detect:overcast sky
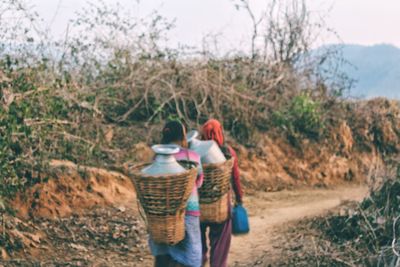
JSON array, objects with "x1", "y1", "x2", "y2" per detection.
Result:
[{"x1": 31, "y1": 0, "x2": 400, "y2": 50}]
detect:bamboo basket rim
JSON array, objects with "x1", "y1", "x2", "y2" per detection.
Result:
[
  {"x1": 202, "y1": 156, "x2": 234, "y2": 168},
  {"x1": 128, "y1": 161, "x2": 198, "y2": 178},
  {"x1": 128, "y1": 161, "x2": 198, "y2": 216}
]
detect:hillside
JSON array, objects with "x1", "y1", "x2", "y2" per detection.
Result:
[
  {"x1": 2, "y1": 97, "x2": 400, "y2": 266},
  {"x1": 0, "y1": 1, "x2": 399, "y2": 265},
  {"x1": 324, "y1": 44, "x2": 400, "y2": 99}
]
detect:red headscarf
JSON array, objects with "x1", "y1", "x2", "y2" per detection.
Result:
[{"x1": 201, "y1": 119, "x2": 224, "y2": 147}]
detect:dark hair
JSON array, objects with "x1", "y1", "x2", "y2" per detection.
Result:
[{"x1": 161, "y1": 120, "x2": 186, "y2": 144}]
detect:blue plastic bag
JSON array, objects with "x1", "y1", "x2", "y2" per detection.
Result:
[{"x1": 232, "y1": 204, "x2": 250, "y2": 235}]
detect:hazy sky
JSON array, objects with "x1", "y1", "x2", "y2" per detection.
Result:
[{"x1": 31, "y1": 0, "x2": 400, "y2": 49}]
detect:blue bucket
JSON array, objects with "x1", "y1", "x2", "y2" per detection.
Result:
[{"x1": 232, "y1": 204, "x2": 250, "y2": 235}]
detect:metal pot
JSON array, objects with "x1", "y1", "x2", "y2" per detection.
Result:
[
  {"x1": 187, "y1": 130, "x2": 226, "y2": 164},
  {"x1": 141, "y1": 144, "x2": 186, "y2": 175}
]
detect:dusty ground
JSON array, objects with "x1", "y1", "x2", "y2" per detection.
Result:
[
  {"x1": 1, "y1": 184, "x2": 368, "y2": 266},
  {"x1": 229, "y1": 185, "x2": 368, "y2": 267}
]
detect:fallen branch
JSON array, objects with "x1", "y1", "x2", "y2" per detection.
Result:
[
  {"x1": 357, "y1": 204, "x2": 379, "y2": 252},
  {"x1": 24, "y1": 118, "x2": 75, "y2": 126},
  {"x1": 392, "y1": 215, "x2": 400, "y2": 258}
]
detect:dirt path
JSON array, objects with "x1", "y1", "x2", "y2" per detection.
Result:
[
  {"x1": 124, "y1": 185, "x2": 369, "y2": 266},
  {"x1": 4, "y1": 185, "x2": 368, "y2": 266},
  {"x1": 228, "y1": 185, "x2": 368, "y2": 266}
]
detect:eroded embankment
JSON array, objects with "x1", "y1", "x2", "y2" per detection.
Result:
[
  {"x1": 12, "y1": 99, "x2": 400, "y2": 219},
  {"x1": 238, "y1": 98, "x2": 400, "y2": 192},
  {"x1": 12, "y1": 160, "x2": 137, "y2": 219}
]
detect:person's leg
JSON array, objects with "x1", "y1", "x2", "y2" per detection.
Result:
[
  {"x1": 208, "y1": 219, "x2": 232, "y2": 267},
  {"x1": 166, "y1": 215, "x2": 202, "y2": 267},
  {"x1": 154, "y1": 255, "x2": 172, "y2": 267},
  {"x1": 200, "y1": 223, "x2": 209, "y2": 266},
  {"x1": 169, "y1": 258, "x2": 189, "y2": 267}
]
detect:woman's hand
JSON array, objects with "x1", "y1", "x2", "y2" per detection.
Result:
[{"x1": 235, "y1": 198, "x2": 243, "y2": 206}]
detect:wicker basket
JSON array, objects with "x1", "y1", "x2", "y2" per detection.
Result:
[
  {"x1": 200, "y1": 193, "x2": 229, "y2": 223},
  {"x1": 129, "y1": 163, "x2": 197, "y2": 245},
  {"x1": 199, "y1": 158, "x2": 234, "y2": 223}
]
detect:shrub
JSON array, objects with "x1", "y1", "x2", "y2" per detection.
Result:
[
  {"x1": 319, "y1": 165, "x2": 400, "y2": 266},
  {"x1": 272, "y1": 92, "x2": 325, "y2": 140},
  {"x1": 0, "y1": 0, "x2": 348, "y2": 202}
]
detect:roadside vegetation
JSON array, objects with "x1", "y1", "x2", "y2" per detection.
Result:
[
  {"x1": 269, "y1": 163, "x2": 400, "y2": 267},
  {"x1": 0, "y1": 0, "x2": 399, "y2": 265},
  {"x1": 0, "y1": 0, "x2": 352, "y2": 201},
  {"x1": 320, "y1": 167, "x2": 400, "y2": 266}
]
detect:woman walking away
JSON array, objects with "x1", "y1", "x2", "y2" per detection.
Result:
[
  {"x1": 200, "y1": 119, "x2": 243, "y2": 267},
  {"x1": 149, "y1": 120, "x2": 204, "y2": 267}
]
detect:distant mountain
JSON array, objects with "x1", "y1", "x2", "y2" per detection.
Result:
[{"x1": 318, "y1": 44, "x2": 400, "y2": 99}]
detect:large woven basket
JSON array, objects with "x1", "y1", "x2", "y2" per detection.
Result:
[
  {"x1": 200, "y1": 193, "x2": 229, "y2": 223},
  {"x1": 129, "y1": 163, "x2": 197, "y2": 245},
  {"x1": 199, "y1": 158, "x2": 234, "y2": 223}
]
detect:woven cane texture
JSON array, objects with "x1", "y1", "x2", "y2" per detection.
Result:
[
  {"x1": 200, "y1": 193, "x2": 229, "y2": 223},
  {"x1": 198, "y1": 158, "x2": 233, "y2": 223},
  {"x1": 199, "y1": 157, "x2": 234, "y2": 204},
  {"x1": 129, "y1": 163, "x2": 197, "y2": 244},
  {"x1": 147, "y1": 212, "x2": 186, "y2": 245}
]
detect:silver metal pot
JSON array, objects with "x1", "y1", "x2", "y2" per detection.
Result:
[
  {"x1": 141, "y1": 144, "x2": 186, "y2": 175},
  {"x1": 187, "y1": 130, "x2": 226, "y2": 164}
]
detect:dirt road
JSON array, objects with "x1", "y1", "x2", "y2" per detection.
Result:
[
  {"x1": 228, "y1": 185, "x2": 368, "y2": 266},
  {"x1": 5, "y1": 185, "x2": 368, "y2": 266},
  {"x1": 139, "y1": 185, "x2": 369, "y2": 266}
]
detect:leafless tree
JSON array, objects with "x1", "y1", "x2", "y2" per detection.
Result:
[
  {"x1": 265, "y1": 0, "x2": 311, "y2": 63},
  {"x1": 233, "y1": 0, "x2": 317, "y2": 64},
  {"x1": 233, "y1": 0, "x2": 266, "y2": 60}
]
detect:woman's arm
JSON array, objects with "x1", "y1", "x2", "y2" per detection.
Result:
[
  {"x1": 196, "y1": 161, "x2": 204, "y2": 188},
  {"x1": 228, "y1": 146, "x2": 243, "y2": 203}
]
